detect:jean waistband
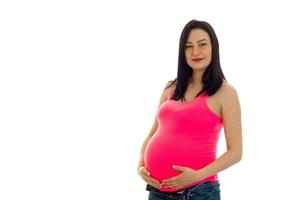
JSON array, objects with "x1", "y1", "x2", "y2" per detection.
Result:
[
  {"x1": 146, "y1": 184, "x2": 185, "y2": 194},
  {"x1": 146, "y1": 180, "x2": 220, "y2": 194}
]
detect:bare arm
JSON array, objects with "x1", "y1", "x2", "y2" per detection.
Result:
[{"x1": 195, "y1": 83, "x2": 243, "y2": 179}]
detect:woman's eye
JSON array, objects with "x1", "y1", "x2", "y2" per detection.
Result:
[
  {"x1": 199, "y1": 43, "x2": 207, "y2": 47},
  {"x1": 185, "y1": 45, "x2": 191, "y2": 49}
]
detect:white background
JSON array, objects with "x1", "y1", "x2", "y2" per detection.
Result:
[{"x1": 1, "y1": 0, "x2": 300, "y2": 199}]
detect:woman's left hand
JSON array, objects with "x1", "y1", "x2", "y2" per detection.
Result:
[{"x1": 160, "y1": 165, "x2": 203, "y2": 189}]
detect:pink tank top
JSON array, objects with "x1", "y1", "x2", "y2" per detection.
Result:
[{"x1": 144, "y1": 90, "x2": 223, "y2": 192}]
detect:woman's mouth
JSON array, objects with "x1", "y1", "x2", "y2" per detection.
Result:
[{"x1": 192, "y1": 58, "x2": 204, "y2": 63}]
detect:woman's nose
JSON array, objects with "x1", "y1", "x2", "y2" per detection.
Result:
[
  {"x1": 192, "y1": 46, "x2": 201, "y2": 54},
  {"x1": 192, "y1": 49, "x2": 201, "y2": 56}
]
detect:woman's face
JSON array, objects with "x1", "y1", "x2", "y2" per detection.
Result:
[{"x1": 184, "y1": 28, "x2": 212, "y2": 70}]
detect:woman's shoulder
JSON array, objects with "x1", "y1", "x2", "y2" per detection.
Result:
[
  {"x1": 218, "y1": 81, "x2": 238, "y2": 96},
  {"x1": 218, "y1": 81, "x2": 239, "y2": 107},
  {"x1": 165, "y1": 79, "x2": 177, "y2": 88},
  {"x1": 164, "y1": 80, "x2": 176, "y2": 97}
]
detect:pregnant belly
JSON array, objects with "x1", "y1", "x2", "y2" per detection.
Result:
[{"x1": 144, "y1": 134, "x2": 216, "y2": 183}]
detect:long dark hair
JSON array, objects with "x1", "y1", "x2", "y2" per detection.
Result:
[{"x1": 166, "y1": 19, "x2": 227, "y2": 102}]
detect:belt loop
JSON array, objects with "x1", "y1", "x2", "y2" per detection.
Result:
[
  {"x1": 181, "y1": 187, "x2": 192, "y2": 200},
  {"x1": 186, "y1": 189, "x2": 192, "y2": 200}
]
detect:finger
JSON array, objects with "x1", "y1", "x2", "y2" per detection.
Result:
[
  {"x1": 172, "y1": 165, "x2": 187, "y2": 172},
  {"x1": 149, "y1": 177, "x2": 160, "y2": 184},
  {"x1": 162, "y1": 179, "x2": 180, "y2": 187},
  {"x1": 162, "y1": 177, "x2": 176, "y2": 184},
  {"x1": 147, "y1": 178, "x2": 159, "y2": 188},
  {"x1": 141, "y1": 173, "x2": 152, "y2": 181},
  {"x1": 152, "y1": 181, "x2": 161, "y2": 189},
  {"x1": 149, "y1": 178, "x2": 160, "y2": 188},
  {"x1": 138, "y1": 166, "x2": 150, "y2": 176},
  {"x1": 170, "y1": 185, "x2": 180, "y2": 189},
  {"x1": 164, "y1": 182, "x2": 180, "y2": 189},
  {"x1": 138, "y1": 166, "x2": 144, "y2": 175},
  {"x1": 173, "y1": 165, "x2": 181, "y2": 170},
  {"x1": 142, "y1": 175, "x2": 157, "y2": 183},
  {"x1": 142, "y1": 168, "x2": 151, "y2": 176},
  {"x1": 143, "y1": 178, "x2": 159, "y2": 189},
  {"x1": 150, "y1": 182, "x2": 160, "y2": 189}
]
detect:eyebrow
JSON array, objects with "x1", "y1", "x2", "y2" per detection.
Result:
[{"x1": 186, "y1": 39, "x2": 208, "y2": 44}]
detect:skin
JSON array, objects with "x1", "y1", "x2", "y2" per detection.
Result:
[{"x1": 138, "y1": 28, "x2": 243, "y2": 190}]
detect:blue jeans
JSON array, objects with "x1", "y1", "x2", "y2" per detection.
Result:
[{"x1": 146, "y1": 180, "x2": 221, "y2": 200}]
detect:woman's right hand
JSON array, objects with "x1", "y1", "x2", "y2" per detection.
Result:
[{"x1": 138, "y1": 166, "x2": 161, "y2": 189}]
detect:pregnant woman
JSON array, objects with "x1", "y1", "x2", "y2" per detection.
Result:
[{"x1": 138, "y1": 20, "x2": 243, "y2": 200}]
